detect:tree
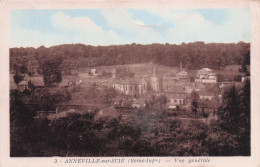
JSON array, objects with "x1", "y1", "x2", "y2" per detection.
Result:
[
  {"x1": 158, "y1": 94, "x2": 167, "y2": 110},
  {"x1": 10, "y1": 91, "x2": 37, "y2": 156},
  {"x1": 190, "y1": 90, "x2": 200, "y2": 118},
  {"x1": 217, "y1": 80, "x2": 250, "y2": 155},
  {"x1": 237, "y1": 79, "x2": 250, "y2": 155},
  {"x1": 218, "y1": 85, "x2": 241, "y2": 133},
  {"x1": 13, "y1": 73, "x2": 24, "y2": 85},
  {"x1": 19, "y1": 64, "x2": 28, "y2": 74},
  {"x1": 132, "y1": 139, "x2": 154, "y2": 156},
  {"x1": 207, "y1": 131, "x2": 239, "y2": 156},
  {"x1": 29, "y1": 88, "x2": 70, "y2": 110},
  {"x1": 241, "y1": 50, "x2": 250, "y2": 76},
  {"x1": 37, "y1": 47, "x2": 63, "y2": 87},
  {"x1": 41, "y1": 56, "x2": 62, "y2": 87}
]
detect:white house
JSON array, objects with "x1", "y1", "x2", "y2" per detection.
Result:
[
  {"x1": 198, "y1": 91, "x2": 215, "y2": 101},
  {"x1": 196, "y1": 68, "x2": 213, "y2": 79},
  {"x1": 177, "y1": 70, "x2": 188, "y2": 79},
  {"x1": 195, "y1": 68, "x2": 217, "y2": 83}
]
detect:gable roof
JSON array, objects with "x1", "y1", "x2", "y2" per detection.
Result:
[
  {"x1": 18, "y1": 80, "x2": 28, "y2": 86},
  {"x1": 202, "y1": 68, "x2": 212, "y2": 72}
]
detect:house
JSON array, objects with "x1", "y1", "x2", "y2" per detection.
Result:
[
  {"x1": 17, "y1": 80, "x2": 28, "y2": 92},
  {"x1": 195, "y1": 68, "x2": 217, "y2": 83},
  {"x1": 196, "y1": 68, "x2": 213, "y2": 79},
  {"x1": 166, "y1": 93, "x2": 186, "y2": 106},
  {"x1": 177, "y1": 70, "x2": 188, "y2": 79},
  {"x1": 208, "y1": 73, "x2": 217, "y2": 80},
  {"x1": 197, "y1": 91, "x2": 215, "y2": 101},
  {"x1": 29, "y1": 76, "x2": 45, "y2": 88}
]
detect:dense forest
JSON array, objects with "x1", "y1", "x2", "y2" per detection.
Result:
[{"x1": 10, "y1": 42, "x2": 250, "y2": 75}]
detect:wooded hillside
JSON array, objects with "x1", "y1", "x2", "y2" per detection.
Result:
[{"x1": 10, "y1": 42, "x2": 250, "y2": 75}]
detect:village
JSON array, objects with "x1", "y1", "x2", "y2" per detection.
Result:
[
  {"x1": 7, "y1": 7, "x2": 252, "y2": 158},
  {"x1": 10, "y1": 61, "x2": 249, "y2": 123}
]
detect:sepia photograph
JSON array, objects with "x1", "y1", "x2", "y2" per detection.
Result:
[
  {"x1": 1, "y1": 0, "x2": 260, "y2": 166},
  {"x1": 9, "y1": 8, "x2": 251, "y2": 157}
]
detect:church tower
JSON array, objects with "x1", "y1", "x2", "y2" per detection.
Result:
[{"x1": 150, "y1": 63, "x2": 162, "y2": 92}]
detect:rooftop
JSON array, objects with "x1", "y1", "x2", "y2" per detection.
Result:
[
  {"x1": 29, "y1": 76, "x2": 44, "y2": 87},
  {"x1": 201, "y1": 68, "x2": 212, "y2": 72},
  {"x1": 17, "y1": 80, "x2": 28, "y2": 86}
]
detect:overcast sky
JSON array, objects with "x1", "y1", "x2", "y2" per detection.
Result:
[{"x1": 10, "y1": 8, "x2": 251, "y2": 48}]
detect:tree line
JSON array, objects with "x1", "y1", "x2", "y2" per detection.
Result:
[{"x1": 10, "y1": 42, "x2": 250, "y2": 76}]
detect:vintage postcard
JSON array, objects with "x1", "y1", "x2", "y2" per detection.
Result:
[{"x1": 0, "y1": 0, "x2": 260, "y2": 167}]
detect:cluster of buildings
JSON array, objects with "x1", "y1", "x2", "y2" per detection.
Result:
[
  {"x1": 10, "y1": 61, "x2": 248, "y2": 113},
  {"x1": 109, "y1": 64, "x2": 239, "y2": 110}
]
